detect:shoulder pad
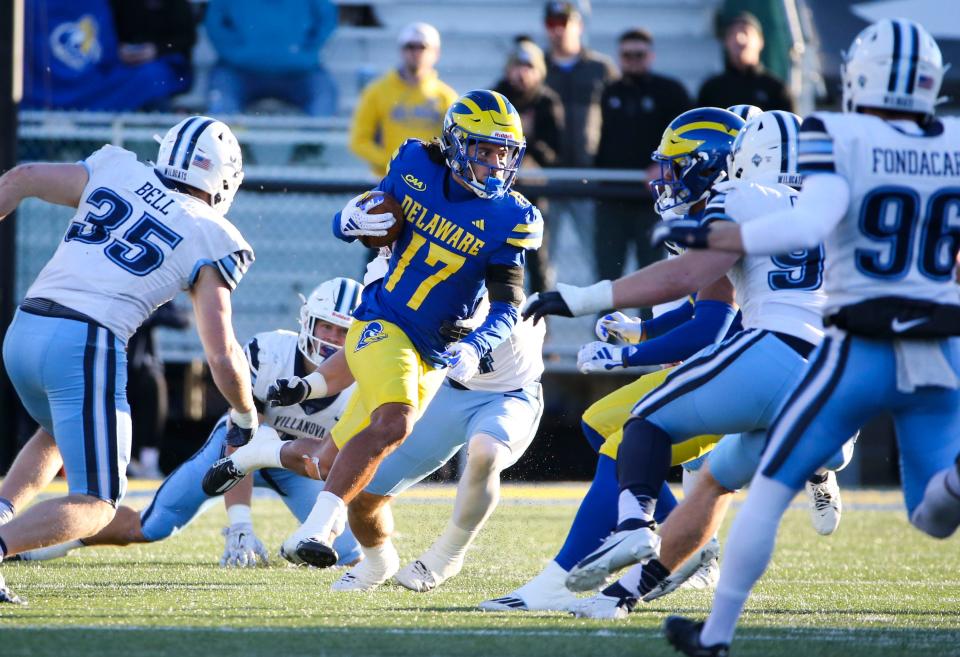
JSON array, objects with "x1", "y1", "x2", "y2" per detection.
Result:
[
  {"x1": 83, "y1": 144, "x2": 139, "y2": 174},
  {"x1": 505, "y1": 205, "x2": 544, "y2": 250}
]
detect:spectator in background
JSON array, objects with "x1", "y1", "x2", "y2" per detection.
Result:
[
  {"x1": 23, "y1": 0, "x2": 191, "y2": 111},
  {"x1": 350, "y1": 23, "x2": 458, "y2": 177},
  {"x1": 697, "y1": 11, "x2": 794, "y2": 111},
  {"x1": 109, "y1": 0, "x2": 196, "y2": 104},
  {"x1": 543, "y1": 1, "x2": 617, "y2": 168},
  {"x1": 126, "y1": 302, "x2": 190, "y2": 479},
  {"x1": 594, "y1": 28, "x2": 691, "y2": 283},
  {"x1": 493, "y1": 39, "x2": 565, "y2": 293},
  {"x1": 205, "y1": 0, "x2": 339, "y2": 117}
]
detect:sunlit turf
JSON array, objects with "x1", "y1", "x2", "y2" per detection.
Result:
[{"x1": 2, "y1": 486, "x2": 959, "y2": 656}]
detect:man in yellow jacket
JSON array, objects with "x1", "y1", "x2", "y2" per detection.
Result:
[{"x1": 349, "y1": 22, "x2": 458, "y2": 176}]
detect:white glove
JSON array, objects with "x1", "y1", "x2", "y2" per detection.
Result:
[
  {"x1": 339, "y1": 191, "x2": 396, "y2": 238},
  {"x1": 441, "y1": 342, "x2": 481, "y2": 384},
  {"x1": 577, "y1": 341, "x2": 627, "y2": 373},
  {"x1": 220, "y1": 523, "x2": 269, "y2": 568},
  {"x1": 595, "y1": 311, "x2": 645, "y2": 344}
]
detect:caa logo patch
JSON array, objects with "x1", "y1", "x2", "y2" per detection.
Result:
[
  {"x1": 403, "y1": 174, "x2": 426, "y2": 191},
  {"x1": 354, "y1": 321, "x2": 388, "y2": 352}
]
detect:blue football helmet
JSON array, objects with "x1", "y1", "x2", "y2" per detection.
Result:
[
  {"x1": 650, "y1": 107, "x2": 745, "y2": 215},
  {"x1": 440, "y1": 90, "x2": 526, "y2": 199}
]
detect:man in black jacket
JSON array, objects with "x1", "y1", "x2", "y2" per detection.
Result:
[
  {"x1": 594, "y1": 28, "x2": 691, "y2": 285},
  {"x1": 494, "y1": 39, "x2": 565, "y2": 292},
  {"x1": 697, "y1": 12, "x2": 794, "y2": 112}
]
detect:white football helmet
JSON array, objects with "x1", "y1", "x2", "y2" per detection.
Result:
[
  {"x1": 728, "y1": 110, "x2": 803, "y2": 188},
  {"x1": 842, "y1": 19, "x2": 945, "y2": 118},
  {"x1": 156, "y1": 116, "x2": 244, "y2": 214},
  {"x1": 298, "y1": 277, "x2": 363, "y2": 366},
  {"x1": 726, "y1": 104, "x2": 763, "y2": 121}
]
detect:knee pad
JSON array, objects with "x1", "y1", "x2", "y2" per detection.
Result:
[{"x1": 466, "y1": 434, "x2": 510, "y2": 474}]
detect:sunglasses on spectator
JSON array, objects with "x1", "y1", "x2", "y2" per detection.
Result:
[
  {"x1": 545, "y1": 17, "x2": 570, "y2": 29},
  {"x1": 402, "y1": 42, "x2": 428, "y2": 51},
  {"x1": 620, "y1": 49, "x2": 650, "y2": 60}
]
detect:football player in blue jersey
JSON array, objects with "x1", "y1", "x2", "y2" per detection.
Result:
[{"x1": 204, "y1": 90, "x2": 543, "y2": 570}]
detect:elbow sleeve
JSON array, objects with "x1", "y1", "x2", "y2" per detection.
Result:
[{"x1": 486, "y1": 264, "x2": 525, "y2": 307}]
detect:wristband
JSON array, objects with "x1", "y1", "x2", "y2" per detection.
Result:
[
  {"x1": 227, "y1": 504, "x2": 252, "y2": 526},
  {"x1": 304, "y1": 372, "x2": 328, "y2": 399},
  {"x1": 229, "y1": 407, "x2": 257, "y2": 429}
]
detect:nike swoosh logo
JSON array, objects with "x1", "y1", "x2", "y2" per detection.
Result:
[
  {"x1": 891, "y1": 317, "x2": 927, "y2": 333},
  {"x1": 577, "y1": 533, "x2": 629, "y2": 567}
]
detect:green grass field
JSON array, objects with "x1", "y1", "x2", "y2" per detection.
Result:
[{"x1": 1, "y1": 485, "x2": 959, "y2": 657}]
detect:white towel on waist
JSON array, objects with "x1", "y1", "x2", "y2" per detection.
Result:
[{"x1": 894, "y1": 338, "x2": 960, "y2": 393}]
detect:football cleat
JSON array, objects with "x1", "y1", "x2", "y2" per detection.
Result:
[
  {"x1": 681, "y1": 554, "x2": 720, "y2": 592},
  {"x1": 566, "y1": 524, "x2": 660, "y2": 592},
  {"x1": 394, "y1": 556, "x2": 464, "y2": 593},
  {"x1": 806, "y1": 471, "x2": 842, "y2": 535},
  {"x1": 571, "y1": 592, "x2": 635, "y2": 619},
  {"x1": 0, "y1": 573, "x2": 25, "y2": 605},
  {"x1": 280, "y1": 537, "x2": 338, "y2": 569},
  {"x1": 202, "y1": 457, "x2": 245, "y2": 496},
  {"x1": 479, "y1": 561, "x2": 578, "y2": 612},
  {"x1": 331, "y1": 547, "x2": 400, "y2": 592},
  {"x1": 664, "y1": 616, "x2": 729, "y2": 657},
  {"x1": 644, "y1": 537, "x2": 720, "y2": 602}
]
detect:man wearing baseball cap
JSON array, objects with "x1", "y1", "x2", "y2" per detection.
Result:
[{"x1": 349, "y1": 22, "x2": 458, "y2": 176}]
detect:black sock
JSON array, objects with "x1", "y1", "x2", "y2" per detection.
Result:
[
  {"x1": 617, "y1": 418, "x2": 673, "y2": 500},
  {"x1": 807, "y1": 472, "x2": 828, "y2": 485},
  {"x1": 0, "y1": 535, "x2": 7, "y2": 560},
  {"x1": 638, "y1": 558, "x2": 671, "y2": 596}
]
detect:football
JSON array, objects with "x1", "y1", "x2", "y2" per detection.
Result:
[{"x1": 358, "y1": 191, "x2": 405, "y2": 248}]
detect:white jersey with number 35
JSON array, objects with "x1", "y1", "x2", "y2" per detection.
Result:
[
  {"x1": 26, "y1": 145, "x2": 254, "y2": 341},
  {"x1": 799, "y1": 112, "x2": 960, "y2": 313},
  {"x1": 704, "y1": 180, "x2": 826, "y2": 345}
]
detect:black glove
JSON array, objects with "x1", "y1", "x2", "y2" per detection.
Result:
[
  {"x1": 522, "y1": 291, "x2": 573, "y2": 324},
  {"x1": 440, "y1": 318, "x2": 474, "y2": 344},
  {"x1": 650, "y1": 218, "x2": 711, "y2": 250},
  {"x1": 265, "y1": 377, "x2": 311, "y2": 408},
  {"x1": 225, "y1": 424, "x2": 253, "y2": 447}
]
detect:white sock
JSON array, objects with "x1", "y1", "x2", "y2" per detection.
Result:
[
  {"x1": 523, "y1": 559, "x2": 569, "y2": 590},
  {"x1": 910, "y1": 463, "x2": 960, "y2": 538},
  {"x1": 233, "y1": 428, "x2": 284, "y2": 472},
  {"x1": 699, "y1": 476, "x2": 793, "y2": 647},
  {"x1": 300, "y1": 490, "x2": 346, "y2": 541},
  {"x1": 617, "y1": 489, "x2": 654, "y2": 525},
  {"x1": 361, "y1": 539, "x2": 397, "y2": 572},
  {"x1": 614, "y1": 563, "x2": 645, "y2": 597},
  {"x1": 19, "y1": 539, "x2": 85, "y2": 562},
  {"x1": 427, "y1": 522, "x2": 477, "y2": 566}
]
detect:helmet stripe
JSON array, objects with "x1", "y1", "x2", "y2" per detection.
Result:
[
  {"x1": 167, "y1": 117, "x2": 198, "y2": 166},
  {"x1": 335, "y1": 278, "x2": 349, "y2": 315},
  {"x1": 905, "y1": 21, "x2": 920, "y2": 95},
  {"x1": 675, "y1": 121, "x2": 742, "y2": 137},
  {"x1": 180, "y1": 119, "x2": 216, "y2": 170},
  {"x1": 888, "y1": 20, "x2": 902, "y2": 93},
  {"x1": 772, "y1": 111, "x2": 790, "y2": 174}
]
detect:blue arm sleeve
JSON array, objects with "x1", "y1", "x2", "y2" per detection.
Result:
[
  {"x1": 461, "y1": 301, "x2": 519, "y2": 358},
  {"x1": 643, "y1": 298, "x2": 695, "y2": 339},
  {"x1": 331, "y1": 211, "x2": 357, "y2": 243},
  {"x1": 621, "y1": 300, "x2": 736, "y2": 367}
]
